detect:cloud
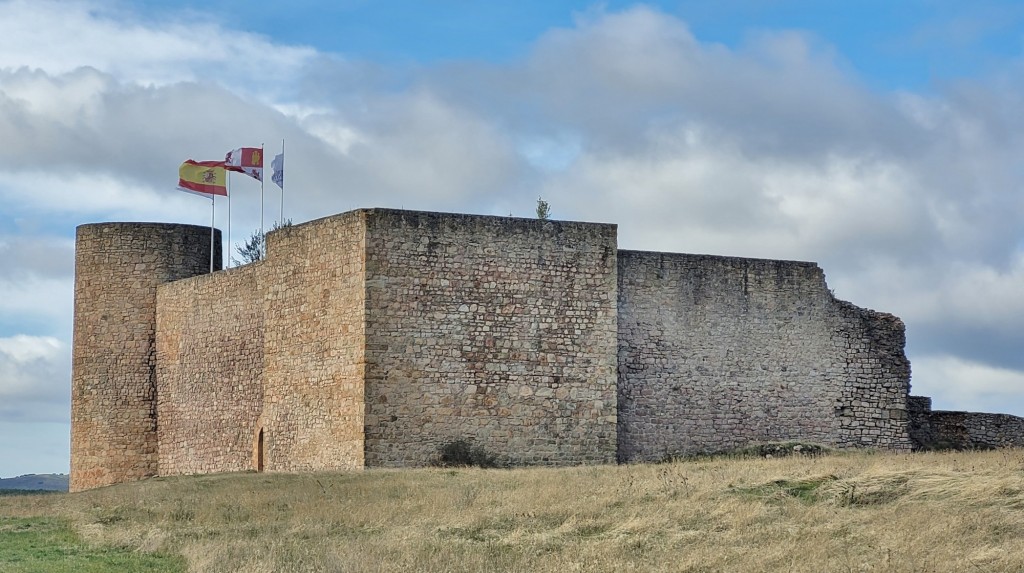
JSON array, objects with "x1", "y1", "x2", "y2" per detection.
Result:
[
  {"x1": 0, "y1": 335, "x2": 69, "y2": 423},
  {"x1": 0, "y1": 422, "x2": 68, "y2": 476},
  {"x1": 911, "y1": 354, "x2": 1024, "y2": 415},
  {"x1": 0, "y1": 234, "x2": 74, "y2": 281},
  {"x1": 0, "y1": 238, "x2": 73, "y2": 340},
  {"x1": 0, "y1": 67, "x2": 290, "y2": 180},
  {"x1": 429, "y1": 6, "x2": 920, "y2": 160},
  {"x1": 0, "y1": 0, "x2": 315, "y2": 88}
]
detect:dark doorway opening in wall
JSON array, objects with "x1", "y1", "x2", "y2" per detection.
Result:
[{"x1": 256, "y1": 428, "x2": 265, "y2": 472}]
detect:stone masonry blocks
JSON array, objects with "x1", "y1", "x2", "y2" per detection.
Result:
[
  {"x1": 259, "y1": 211, "x2": 367, "y2": 472},
  {"x1": 156, "y1": 263, "x2": 265, "y2": 476},
  {"x1": 362, "y1": 210, "x2": 619, "y2": 467},
  {"x1": 616, "y1": 251, "x2": 911, "y2": 462},
  {"x1": 71, "y1": 208, "x2": 931, "y2": 491},
  {"x1": 71, "y1": 223, "x2": 220, "y2": 492}
]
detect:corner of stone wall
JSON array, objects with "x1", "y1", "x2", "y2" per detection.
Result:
[
  {"x1": 361, "y1": 209, "x2": 619, "y2": 467},
  {"x1": 260, "y1": 209, "x2": 368, "y2": 472}
]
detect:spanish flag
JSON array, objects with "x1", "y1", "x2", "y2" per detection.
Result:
[{"x1": 178, "y1": 160, "x2": 228, "y2": 197}]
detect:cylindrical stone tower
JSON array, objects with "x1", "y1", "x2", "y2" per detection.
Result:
[{"x1": 70, "y1": 223, "x2": 221, "y2": 492}]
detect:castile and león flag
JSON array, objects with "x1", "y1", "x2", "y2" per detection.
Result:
[{"x1": 225, "y1": 147, "x2": 264, "y2": 181}]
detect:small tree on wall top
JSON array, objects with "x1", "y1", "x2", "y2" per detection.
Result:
[
  {"x1": 233, "y1": 229, "x2": 265, "y2": 266},
  {"x1": 233, "y1": 219, "x2": 292, "y2": 266},
  {"x1": 536, "y1": 196, "x2": 551, "y2": 220}
]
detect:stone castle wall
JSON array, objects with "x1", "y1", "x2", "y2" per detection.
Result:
[
  {"x1": 908, "y1": 396, "x2": 1024, "y2": 450},
  {"x1": 617, "y1": 251, "x2": 911, "y2": 462},
  {"x1": 71, "y1": 223, "x2": 220, "y2": 492},
  {"x1": 71, "y1": 208, "x2": 935, "y2": 490},
  {"x1": 829, "y1": 300, "x2": 911, "y2": 449},
  {"x1": 361, "y1": 211, "x2": 619, "y2": 466},
  {"x1": 155, "y1": 262, "x2": 265, "y2": 475},
  {"x1": 154, "y1": 211, "x2": 368, "y2": 476},
  {"x1": 259, "y1": 211, "x2": 366, "y2": 472}
]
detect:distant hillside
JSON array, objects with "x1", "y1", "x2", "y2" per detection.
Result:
[{"x1": 0, "y1": 474, "x2": 68, "y2": 492}]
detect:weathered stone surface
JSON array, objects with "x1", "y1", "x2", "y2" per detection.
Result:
[
  {"x1": 71, "y1": 223, "x2": 219, "y2": 492},
  {"x1": 259, "y1": 212, "x2": 366, "y2": 472},
  {"x1": 361, "y1": 210, "x2": 619, "y2": 467},
  {"x1": 616, "y1": 251, "x2": 912, "y2": 462},
  {"x1": 156, "y1": 262, "x2": 264, "y2": 476},
  {"x1": 73, "y1": 207, "x2": 967, "y2": 492},
  {"x1": 908, "y1": 396, "x2": 1024, "y2": 450}
]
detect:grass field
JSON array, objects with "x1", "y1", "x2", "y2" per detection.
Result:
[{"x1": 1, "y1": 448, "x2": 1023, "y2": 572}]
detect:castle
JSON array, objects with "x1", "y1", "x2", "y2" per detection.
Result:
[{"x1": 70, "y1": 208, "x2": 1024, "y2": 492}]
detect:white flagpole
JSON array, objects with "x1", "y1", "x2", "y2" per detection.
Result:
[
  {"x1": 260, "y1": 143, "x2": 265, "y2": 240},
  {"x1": 227, "y1": 171, "x2": 232, "y2": 268},
  {"x1": 279, "y1": 138, "x2": 285, "y2": 223},
  {"x1": 210, "y1": 194, "x2": 215, "y2": 273}
]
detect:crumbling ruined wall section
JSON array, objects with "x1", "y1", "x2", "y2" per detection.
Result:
[
  {"x1": 155, "y1": 263, "x2": 265, "y2": 476},
  {"x1": 908, "y1": 396, "x2": 1024, "y2": 450},
  {"x1": 830, "y1": 301, "x2": 912, "y2": 449},
  {"x1": 616, "y1": 251, "x2": 912, "y2": 462},
  {"x1": 907, "y1": 396, "x2": 941, "y2": 448},
  {"x1": 71, "y1": 223, "x2": 220, "y2": 492},
  {"x1": 362, "y1": 210, "x2": 618, "y2": 467},
  {"x1": 260, "y1": 212, "x2": 367, "y2": 472}
]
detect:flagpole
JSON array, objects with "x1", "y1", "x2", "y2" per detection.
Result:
[
  {"x1": 279, "y1": 138, "x2": 285, "y2": 223},
  {"x1": 227, "y1": 171, "x2": 232, "y2": 268},
  {"x1": 260, "y1": 143, "x2": 265, "y2": 240},
  {"x1": 210, "y1": 195, "x2": 215, "y2": 273}
]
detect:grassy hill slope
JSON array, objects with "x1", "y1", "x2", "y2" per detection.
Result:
[{"x1": 2, "y1": 449, "x2": 1023, "y2": 572}]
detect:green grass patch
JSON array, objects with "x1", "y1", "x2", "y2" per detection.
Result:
[
  {"x1": 733, "y1": 475, "x2": 839, "y2": 504},
  {"x1": 0, "y1": 517, "x2": 185, "y2": 573}
]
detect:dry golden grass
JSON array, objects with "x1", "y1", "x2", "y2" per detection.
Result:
[{"x1": 3, "y1": 448, "x2": 1024, "y2": 572}]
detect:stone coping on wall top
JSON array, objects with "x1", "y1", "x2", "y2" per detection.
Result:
[
  {"x1": 911, "y1": 396, "x2": 1024, "y2": 420},
  {"x1": 928, "y1": 410, "x2": 1024, "y2": 419},
  {"x1": 618, "y1": 248, "x2": 819, "y2": 268},
  {"x1": 76, "y1": 221, "x2": 221, "y2": 233},
  {"x1": 159, "y1": 257, "x2": 265, "y2": 289},
  {"x1": 295, "y1": 207, "x2": 619, "y2": 232}
]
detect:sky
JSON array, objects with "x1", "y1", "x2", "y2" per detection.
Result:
[{"x1": 1, "y1": 0, "x2": 1024, "y2": 477}]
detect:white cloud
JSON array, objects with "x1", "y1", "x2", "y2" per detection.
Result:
[
  {"x1": 0, "y1": 276, "x2": 73, "y2": 333},
  {"x1": 0, "y1": 170, "x2": 204, "y2": 221},
  {"x1": 0, "y1": 0, "x2": 315, "y2": 89},
  {"x1": 0, "y1": 335, "x2": 69, "y2": 423},
  {"x1": 0, "y1": 235, "x2": 74, "y2": 280},
  {"x1": 912, "y1": 355, "x2": 1024, "y2": 415}
]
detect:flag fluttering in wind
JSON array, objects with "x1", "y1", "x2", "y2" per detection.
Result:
[
  {"x1": 225, "y1": 147, "x2": 263, "y2": 181},
  {"x1": 271, "y1": 152, "x2": 284, "y2": 189},
  {"x1": 178, "y1": 160, "x2": 228, "y2": 197}
]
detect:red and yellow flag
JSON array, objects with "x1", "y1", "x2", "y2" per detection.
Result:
[
  {"x1": 178, "y1": 160, "x2": 228, "y2": 197},
  {"x1": 225, "y1": 147, "x2": 263, "y2": 181}
]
